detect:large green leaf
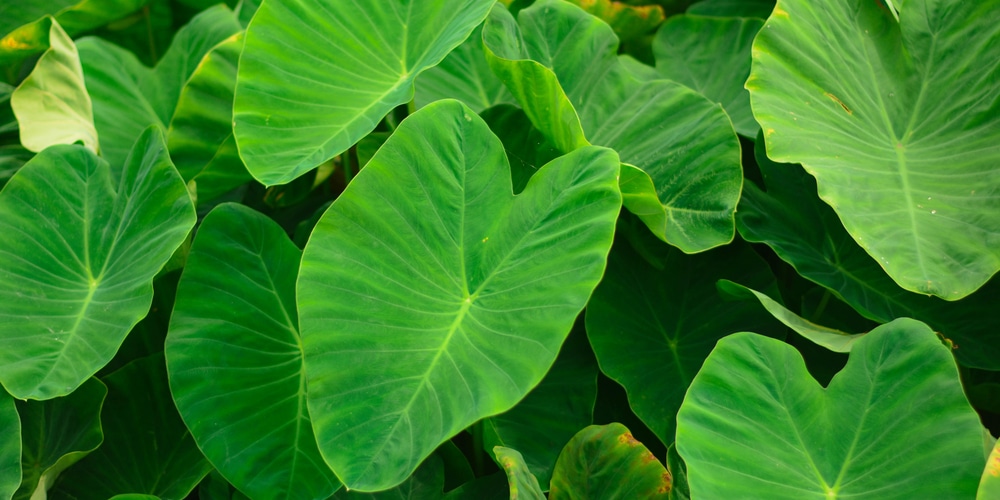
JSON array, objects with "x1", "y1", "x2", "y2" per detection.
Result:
[
  {"x1": 415, "y1": 24, "x2": 515, "y2": 113},
  {"x1": 298, "y1": 99, "x2": 621, "y2": 491},
  {"x1": 484, "y1": 328, "x2": 597, "y2": 488},
  {"x1": 167, "y1": 33, "x2": 251, "y2": 204},
  {"x1": 483, "y1": 0, "x2": 742, "y2": 252},
  {"x1": 747, "y1": 0, "x2": 1000, "y2": 299},
  {"x1": 0, "y1": 392, "x2": 19, "y2": 500},
  {"x1": 738, "y1": 135, "x2": 1000, "y2": 368},
  {"x1": 549, "y1": 423, "x2": 671, "y2": 499},
  {"x1": 13, "y1": 378, "x2": 105, "y2": 500},
  {"x1": 49, "y1": 355, "x2": 211, "y2": 499},
  {"x1": 676, "y1": 318, "x2": 986, "y2": 498},
  {"x1": 10, "y1": 17, "x2": 97, "y2": 153},
  {"x1": 166, "y1": 203, "x2": 340, "y2": 500},
  {"x1": 585, "y1": 220, "x2": 782, "y2": 445},
  {"x1": 493, "y1": 447, "x2": 545, "y2": 500},
  {"x1": 0, "y1": 126, "x2": 195, "y2": 400},
  {"x1": 652, "y1": 15, "x2": 761, "y2": 137},
  {"x1": 78, "y1": 4, "x2": 240, "y2": 167},
  {"x1": 232, "y1": 0, "x2": 495, "y2": 185}
]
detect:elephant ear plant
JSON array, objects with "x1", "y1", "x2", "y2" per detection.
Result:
[{"x1": 0, "y1": 0, "x2": 997, "y2": 498}]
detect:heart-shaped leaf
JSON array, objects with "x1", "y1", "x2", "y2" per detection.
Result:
[
  {"x1": 493, "y1": 447, "x2": 545, "y2": 499},
  {"x1": 298, "y1": 99, "x2": 621, "y2": 491},
  {"x1": 50, "y1": 355, "x2": 211, "y2": 499},
  {"x1": 738, "y1": 133, "x2": 1000, "y2": 368},
  {"x1": 676, "y1": 318, "x2": 986, "y2": 498},
  {"x1": 13, "y1": 377, "x2": 106, "y2": 500},
  {"x1": 0, "y1": 126, "x2": 195, "y2": 400},
  {"x1": 483, "y1": 0, "x2": 742, "y2": 253},
  {"x1": 549, "y1": 423, "x2": 671, "y2": 499},
  {"x1": 10, "y1": 17, "x2": 97, "y2": 153},
  {"x1": 0, "y1": 391, "x2": 19, "y2": 500},
  {"x1": 166, "y1": 203, "x2": 340, "y2": 500},
  {"x1": 747, "y1": 0, "x2": 1000, "y2": 299},
  {"x1": 586, "y1": 221, "x2": 782, "y2": 445},
  {"x1": 232, "y1": 0, "x2": 495, "y2": 185}
]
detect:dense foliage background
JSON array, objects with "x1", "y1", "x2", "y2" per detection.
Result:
[{"x1": 0, "y1": 0, "x2": 998, "y2": 498}]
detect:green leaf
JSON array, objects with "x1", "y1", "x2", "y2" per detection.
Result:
[
  {"x1": 232, "y1": 0, "x2": 496, "y2": 185},
  {"x1": 10, "y1": 17, "x2": 97, "y2": 153},
  {"x1": 415, "y1": 24, "x2": 515, "y2": 113},
  {"x1": 493, "y1": 447, "x2": 545, "y2": 500},
  {"x1": 676, "y1": 318, "x2": 986, "y2": 498},
  {"x1": 78, "y1": 4, "x2": 241, "y2": 167},
  {"x1": 483, "y1": 0, "x2": 742, "y2": 253},
  {"x1": 549, "y1": 423, "x2": 671, "y2": 499},
  {"x1": 717, "y1": 280, "x2": 866, "y2": 353},
  {"x1": 0, "y1": 126, "x2": 195, "y2": 400},
  {"x1": 981, "y1": 437, "x2": 1000, "y2": 500},
  {"x1": 166, "y1": 203, "x2": 340, "y2": 500},
  {"x1": 49, "y1": 355, "x2": 211, "y2": 499},
  {"x1": 0, "y1": 391, "x2": 19, "y2": 500},
  {"x1": 167, "y1": 33, "x2": 250, "y2": 204},
  {"x1": 14, "y1": 377, "x2": 106, "y2": 500},
  {"x1": 738, "y1": 134, "x2": 1000, "y2": 368},
  {"x1": 652, "y1": 15, "x2": 762, "y2": 137},
  {"x1": 666, "y1": 445, "x2": 689, "y2": 500},
  {"x1": 585, "y1": 221, "x2": 782, "y2": 445},
  {"x1": 298, "y1": 99, "x2": 621, "y2": 491},
  {"x1": 484, "y1": 328, "x2": 598, "y2": 487},
  {"x1": 747, "y1": 0, "x2": 1000, "y2": 299}
]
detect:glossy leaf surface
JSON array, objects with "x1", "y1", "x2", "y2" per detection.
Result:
[
  {"x1": 233, "y1": 0, "x2": 495, "y2": 185},
  {"x1": 676, "y1": 318, "x2": 986, "y2": 498},
  {"x1": 483, "y1": 0, "x2": 741, "y2": 252},
  {"x1": 549, "y1": 423, "x2": 670, "y2": 499},
  {"x1": 298, "y1": 100, "x2": 621, "y2": 491},
  {"x1": 13, "y1": 378, "x2": 105, "y2": 500},
  {"x1": 10, "y1": 17, "x2": 97, "y2": 153},
  {"x1": 50, "y1": 355, "x2": 212, "y2": 499},
  {"x1": 0, "y1": 127, "x2": 195, "y2": 400},
  {"x1": 166, "y1": 203, "x2": 340, "y2": 500},
  {"x1": 586, "y1": 222, "x2": 782, "y2": 445},
  {"x1": 738, "y1": 135, "x2": 1000, "y2": 368},
  {"x1": 747, "y1": 0, "x2": 1000, "y2": 298}
]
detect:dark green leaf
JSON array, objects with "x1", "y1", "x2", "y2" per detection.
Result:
[
  {"x1": 0, "y1": 126, "x2": 195, "y2": 400},
  {"x1": 298, "y1": 99, "x2": 621, "y2": 491}
]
